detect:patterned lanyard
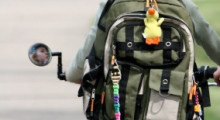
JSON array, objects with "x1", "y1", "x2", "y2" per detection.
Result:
[{"x1": 111, "y1": 55, "x2": 121, "y2": 120}]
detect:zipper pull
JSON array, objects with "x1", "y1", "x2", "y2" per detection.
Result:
[
  {"x1": 101, "y1": 91, "x2": 105, "y2": 105},
  {"x1": 101, "y1": 82, "x2": 106, "y2": 105},
  {"x1": 90, "y1": 88, "x2": 96, "y2": 117}
]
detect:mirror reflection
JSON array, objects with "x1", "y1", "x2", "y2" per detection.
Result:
[{"x1": 28, "y1": 43, "x2": 52, "y2": 66}]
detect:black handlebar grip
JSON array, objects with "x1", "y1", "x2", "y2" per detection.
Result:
[{"x1": 206, "y1": 67, "x2": 217, "y2": 79}]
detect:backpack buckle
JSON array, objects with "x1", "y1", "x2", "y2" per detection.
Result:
[
  {"x1": 111, "y1": 63, "x2": 121, "y2": 84},
  {"x1": 111, "y1": 55, "x2": 121, "y2": 84}
]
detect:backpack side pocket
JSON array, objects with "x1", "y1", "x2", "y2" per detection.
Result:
[{"x1": 78, "y1": 48, "x2": 103, "y2": 119}]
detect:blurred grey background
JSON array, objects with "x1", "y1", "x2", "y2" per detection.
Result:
[{"x1": 0, "y1": 0, "x2": 102, "y2": 120}]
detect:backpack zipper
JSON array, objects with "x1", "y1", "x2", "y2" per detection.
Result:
[{"x1": 115, "y1": 12, "x2": 188, "y2": 26}]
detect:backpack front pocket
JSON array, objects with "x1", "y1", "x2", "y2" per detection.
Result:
[
  {"x1": 113, "y1": 17, "x2": 185, "y2": 68},
  {"x1": 146, "y1": 69, "x2": 186, "y2": 120}
]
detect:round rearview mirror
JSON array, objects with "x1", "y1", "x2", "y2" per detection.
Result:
[{"x1": 28, "y1": 43, "x2": 52, "y2": 66}]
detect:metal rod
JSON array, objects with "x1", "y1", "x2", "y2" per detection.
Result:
[
  {"x1": 208, "y1": 82, "x2": 217, "y2": 86},
  {"x1": 52, "y1": 52, "x2": 66, "y2": 81}
]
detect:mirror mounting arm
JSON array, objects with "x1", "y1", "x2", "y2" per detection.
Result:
[{"x1": 52, "y1": 52, "x2": 66, "y2": 81}]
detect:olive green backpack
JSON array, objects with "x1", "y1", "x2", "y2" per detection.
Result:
[{"x1": 78, "y1": 0, "x2": 208, "y2": 120}]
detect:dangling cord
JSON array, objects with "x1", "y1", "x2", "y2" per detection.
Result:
[
  {"x1": 152, "y1": 0, "x2": 158, "y2": 10},
  {"x1": 194, "y1": 91, "x2": 203, "y2": 120},
  {"x1": 111, "y1": 55, "x2": 121, "y2": 120},
  {"x1": 146, "y1": 0, "x2": 150, "y2": 8},
  {"x1": 189, "y1": 81, "x2": 203, "y2": 120}
]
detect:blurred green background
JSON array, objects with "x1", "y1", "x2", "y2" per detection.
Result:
[{"x1": 193, "y1": 0, "x2": 220, "y2": 119}]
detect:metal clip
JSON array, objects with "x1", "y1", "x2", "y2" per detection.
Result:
[
  {"x1": 91, "y1": 89, "x2": 96, "y2": 99},
  {"x1": 110, "y1": 56, "x2": 121, "y2": 85}
]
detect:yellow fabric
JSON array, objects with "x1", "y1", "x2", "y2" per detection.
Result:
[{"x1": 143, "y1": 8, "x2": 164, "y2": 45}]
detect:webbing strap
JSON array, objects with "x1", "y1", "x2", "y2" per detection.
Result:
[
  {"x1": 160, "y1": 70, "x2": 171, "y2": 92},
  {"x1": 200, "y1": 81, "x2": 211, "y2": 107},
  {"x1": 198, "y1": 66, "x2": 211, "y2": 107},
  {"x1": 125, "y1": 26, "x2": 134, "y2": 58},
  {"x1": 163, "y1": 26, "x2": 172, "y2": 64},
  {"x1": 119, "y1": 65, "x2": 130, "y2": 120},
  {"x1": 116, "y1": 41, "x2": 181, "y2": 51}
]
